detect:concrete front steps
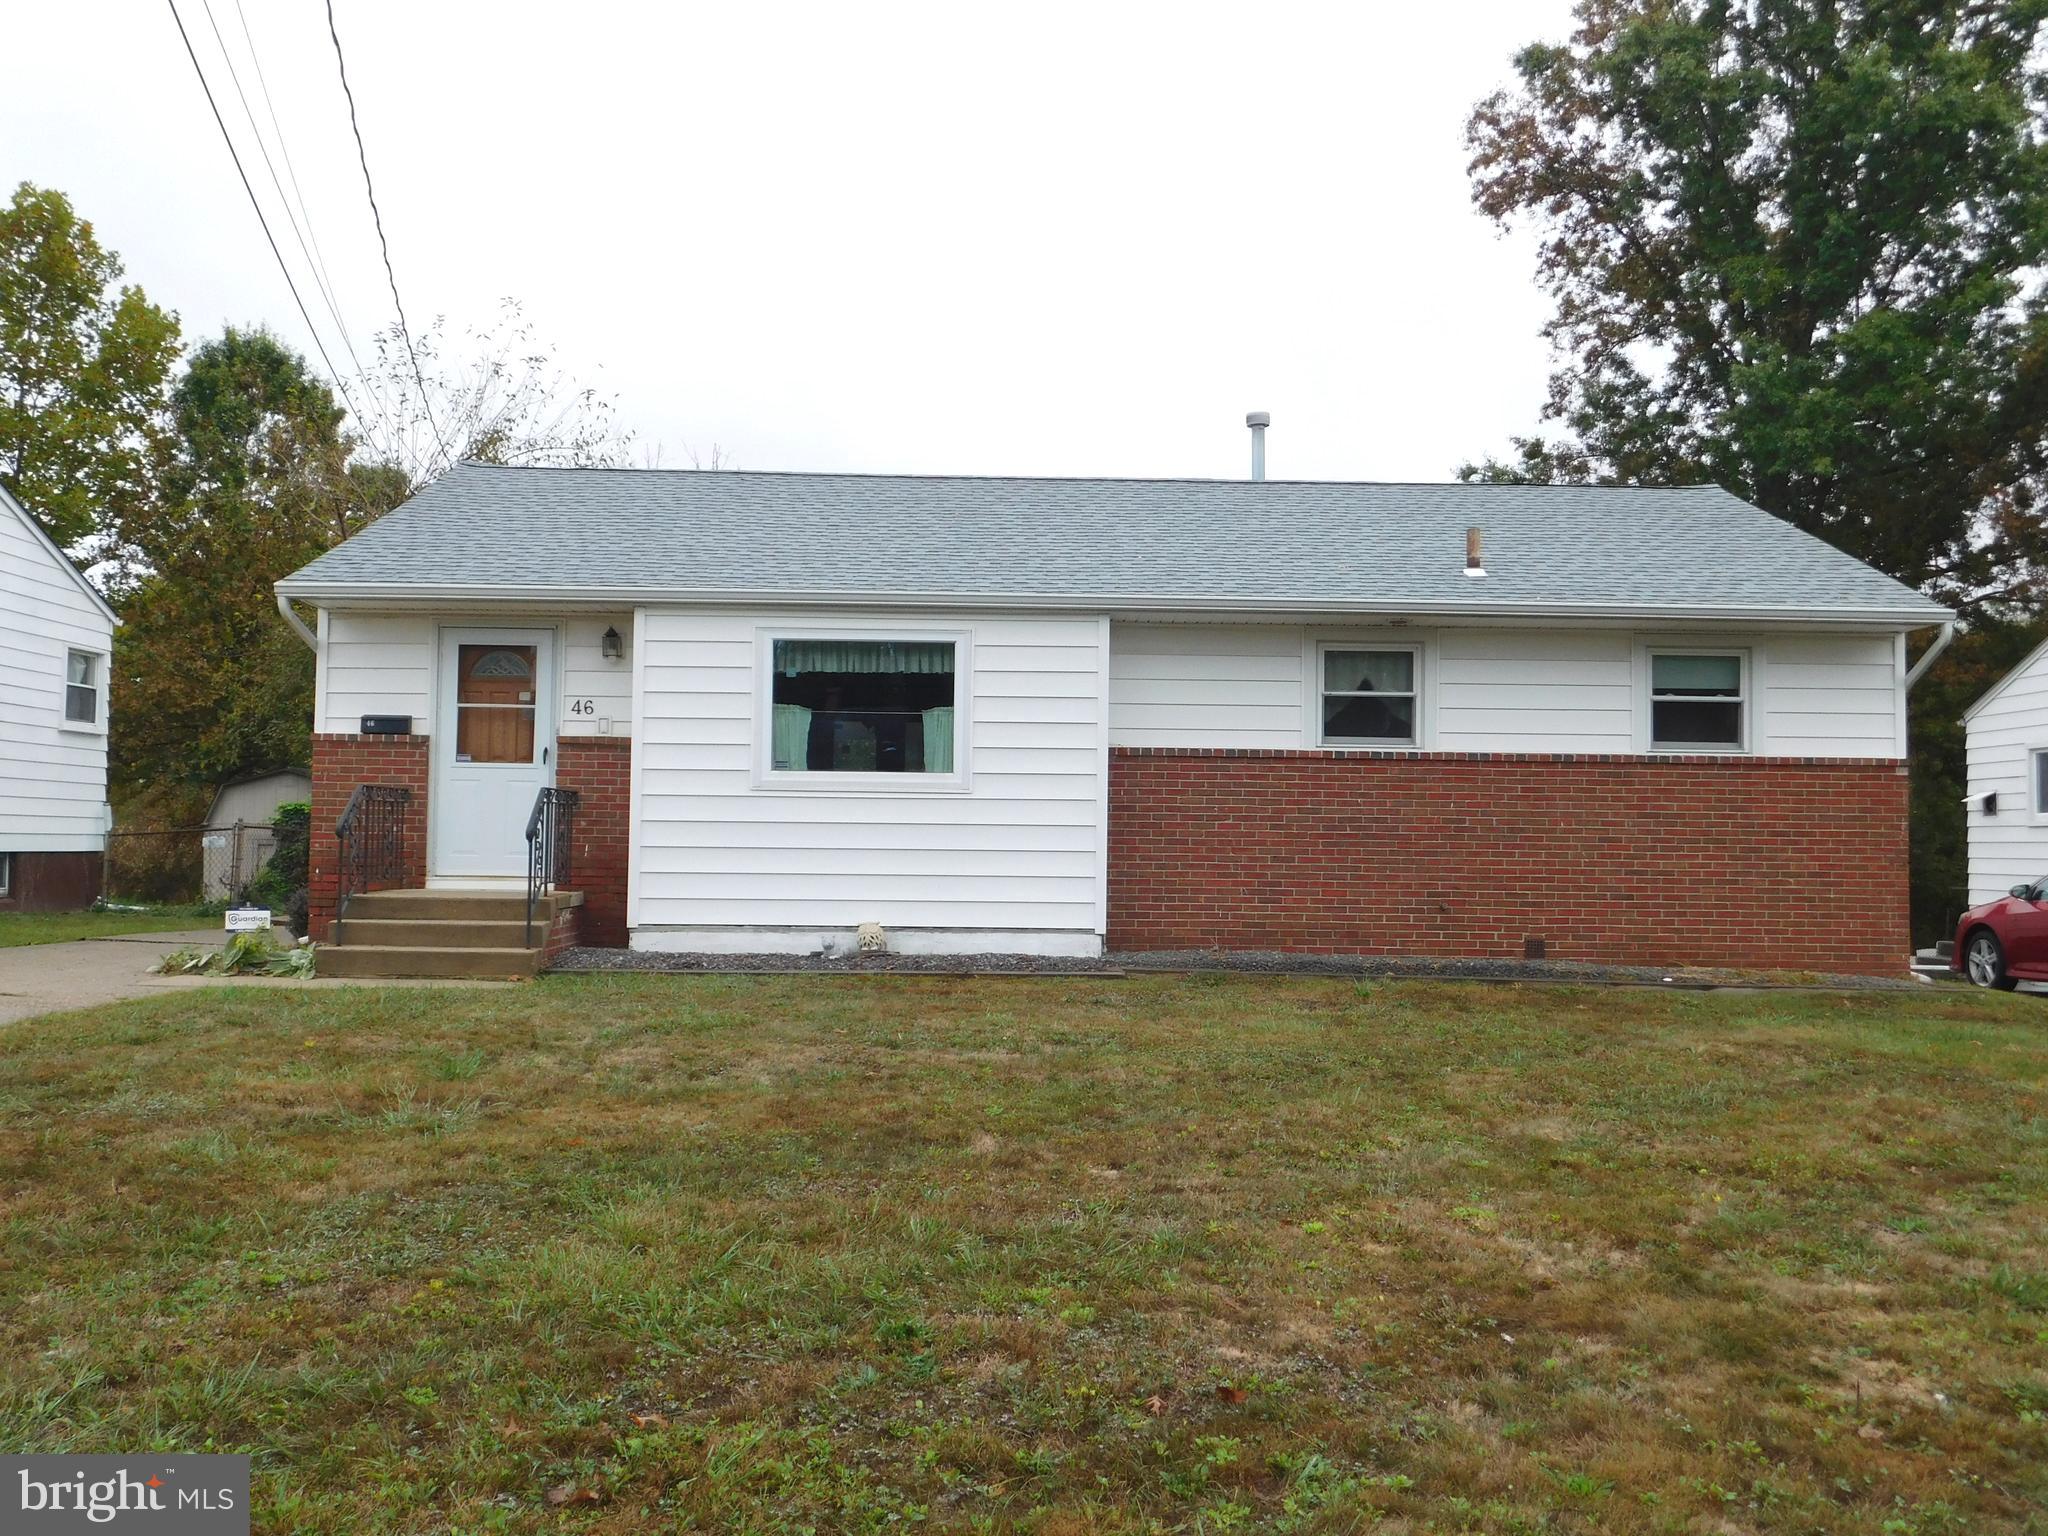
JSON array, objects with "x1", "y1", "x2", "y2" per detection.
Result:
[{"x1": 323, "y1": 888, "x2": 582, "y2": 979}]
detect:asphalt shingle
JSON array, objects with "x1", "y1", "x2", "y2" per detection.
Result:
[{"x1": 278, "y1": 462, "x2": 1948, "y2": 621}]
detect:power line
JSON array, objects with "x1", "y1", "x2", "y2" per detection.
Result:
[
  {"x1": 166, "y1": 0, "x2": 374, "y2": 439},
  {"x1": 229, "y1": 0, "x2": 397, "y2": 455},
  {"x1": 233, "y1": 0, "x2": 348, "y2": 330},
  {"x1": 192, "y1": 0, "x2": 395, "y2": 458},
  {"x1": 324, "y1": 0, "x2": 450, "y2": 468}
]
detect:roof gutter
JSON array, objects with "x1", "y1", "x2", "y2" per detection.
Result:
[
  {"x1": 276, "y1": 591, "x2": 318, "y2": 651},
  {"x1": 274, "y1": 579, "x2": 1952, "y2": 630},
  {"x1": 1904, "y1": 619, "x2": 1956, "y2": 692}
]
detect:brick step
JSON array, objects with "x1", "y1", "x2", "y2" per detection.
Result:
[
  {"x1": 339, "y1": 918, "x2": 535, "y2": 950},
  {"x1": 343, "y1": 888, "x2": 580, "y2": 923},
  {"x1": 320, "y1": 944, "x2": 542, "y2": 980}
]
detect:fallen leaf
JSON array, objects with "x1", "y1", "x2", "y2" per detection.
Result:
[
  {"x1": 1143, "y1": 1394, "x2": 1170, "y2": 1416},
  {"x1": 631, "y1": 1412, "x2": 670, "y2": 1429},
  {"x1": 546, "y1": 1485, "x2": 602, "y2": 1507},
  {"x1": 1216, "y1": 1385, "x2": 1248, "y2": 1404}
]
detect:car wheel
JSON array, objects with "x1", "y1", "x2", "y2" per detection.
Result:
[{"x1": 1964, "y1": 929, "x2": 2019, "y2": 991}]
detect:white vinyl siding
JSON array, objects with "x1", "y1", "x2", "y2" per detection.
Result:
[
  {"x1": 1750, "y1": 633, "x2": 1900, "y2": 757},
  {"x1": 316, "y1": 612, "x2": 634, "y2": 737},
  {"x1": 0, "y1": 496, "x2": 113, "y2": 853},
  {"x1": 633, "y1": 608, "x2": 1105, "y2": 941},
  {"x1": 1436, "y1": 629, "x2": 1634, "y2": 752},
  {"x1": 560, "y1": 616, "x2": 634, "y2": 736},
  {"x1": 1108, "y1": 624, "x2": 1305, "y2": 748},
  {"x1": 1108, "y1": 622, "x2": 1903, "y2": 759},
  {"x1": 318, "y1": 610, "x2": 433, "y2": 732},
  {"x1": 1964, "y1": 643, "x2": 2048, "y2": 904}
]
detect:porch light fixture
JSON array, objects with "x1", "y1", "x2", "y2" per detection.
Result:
[{"x1": 601, "y1": 626, "x2": 624, "y2": 660}]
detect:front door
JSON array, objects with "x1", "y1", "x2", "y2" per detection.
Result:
[{"x1": 433, "y1": 627, "x2": 555, "y2": 877}]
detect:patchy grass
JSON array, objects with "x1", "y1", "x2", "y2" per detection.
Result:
[
  {"x1": 0, "y1": 906, "x2": 219, "y2": 947},
  {"x1": 1, "y1": 975, "x2": 2045, "y2": 1532}
]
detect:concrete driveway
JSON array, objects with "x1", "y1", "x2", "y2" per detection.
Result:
[
  {"x1": 0, "y1": 927, "x2": 511, "y2": 1027},
  {"x1": 0, "y1": 928, "x2": 230, "y2": 1026}
]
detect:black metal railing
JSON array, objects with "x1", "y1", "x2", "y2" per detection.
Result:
[
  {"x1": 525, "y1": 787, "x2": 581, "y2": 946},
  {"x1": 335, "y1": 785, "x2": 411, "y2": 945}
]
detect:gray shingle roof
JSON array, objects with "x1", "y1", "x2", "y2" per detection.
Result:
[{"x1": 278, "y1": 462, "x2": 1949, "y2": 623}]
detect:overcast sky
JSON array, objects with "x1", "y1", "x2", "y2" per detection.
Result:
[{"x1": 11, "y1": 1, "x2": 1578, "y2": 483}]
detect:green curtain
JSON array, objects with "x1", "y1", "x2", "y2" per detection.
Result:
[
  {"x1": 772, "y1": 703, "x2": 812, "y2": 770},
  {"x1": 922, "y1": 706, "x2": 955, "y2": 773},
  {"x1": 1651, "y1": 654, "x2": 1741, "y2": 695},
  {"x1": 774, "y1": 639, "x2": 955, "y2": 675}
]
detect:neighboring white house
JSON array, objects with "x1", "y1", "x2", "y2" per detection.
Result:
[
  {"x1": 278, "y1": 459, "x2": 1950, "y2": 976},
  {"x1": 0, "y1": 484, "x2": 115, "y2": 910},
  {"x1": 1961, "y1": 638, "x2": 2048, "y2": 905}
]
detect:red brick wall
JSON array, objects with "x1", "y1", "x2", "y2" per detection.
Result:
[
  {"x1": 1107, "y1": 749, "x2": 1911, "y2": 975},
  {"x1": 542, "y1": 899, "x2": 584, "y2": 964},
  {"x1": 556, "y1": 737, "x2": 631, "y2": 948},
  {"x1": 309, "y1": 733, "x2": 430, "y2": 942}
]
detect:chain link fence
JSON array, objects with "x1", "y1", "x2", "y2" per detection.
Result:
[{"x1": 105, "y1": 820, "x2": 297, "y2": 906}]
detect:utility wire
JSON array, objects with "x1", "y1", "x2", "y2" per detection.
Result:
[
  {"x1": 233, "y1": 0, "x2": 347, "y2": 328},
  {"x1": 194, "y1": 0, "x2": 395, "y2": 458},
  {"x1": 226, "y1": 0, "x2": 398, "y2": 455},
  {"x1": 166, "y1": 0, "x2": 374, "y2": 440},
  {"x1": 324, "y1": 0, "x2": 450, "y2": 469}
]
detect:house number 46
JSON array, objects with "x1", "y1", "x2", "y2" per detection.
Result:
[{"x1": 565, "y1": 697, "x2": 598, "y2": 718}]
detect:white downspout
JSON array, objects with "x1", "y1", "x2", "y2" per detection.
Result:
[
  {"x1": 276, "y1": 590, "x2": 317, "y2": 651},
  {"x1": 1905, "y1": 620, "x2": 1955, "y2": 692}
]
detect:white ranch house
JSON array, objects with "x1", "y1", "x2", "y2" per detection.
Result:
[{"x1": 276, "y1": 461, "x2": 1948, "y2": 978}]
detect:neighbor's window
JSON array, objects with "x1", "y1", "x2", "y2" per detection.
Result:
[
  {"x1": 0, "y1": 852, "x2": 11, "y2": 899},
  {"x1": 1650, "y1": 652, "x2": 1744, "y2": 750},
  {"x1": 1320, "y1": 647, "x2": 1417, "y2": 745},
  {"x1": 770, "y1": 638, "x2": 957, "y2": 774},
  {"x1": 64, "y1": 650, "x2": 99, "y2": 725},
  {"x1": 2033, "y1": 749, "x2": 2048, "y2": 815}
]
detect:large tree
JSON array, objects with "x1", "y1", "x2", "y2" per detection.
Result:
[
  {"x1": 1466, "y1": 0, "x2": 2048, "y2": 941},
  {"x1": 112, "y1": 329, "x2": 403, "y2": 795},
  {"x1": 0, "y1": 182, "x2": 180, "y2": 550},
  {"x1": 1464, "y1": 0, "x2": 2048, "y2": 614}
]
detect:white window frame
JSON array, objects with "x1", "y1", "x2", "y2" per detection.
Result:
[
  {"x1": 1315, "y1": 640, "x2": 1423, "y2": 749},
  {"x1": 61, "y1": 648, "x2": 106, "y2": 733},
  {"x1": 753, "y1": 624, "x2": 972, "y2": 793},
  {"x1": 1646, "y1": 647, "x2": 1748, "y2": 754},
  {"x1": 0, "y1": 852, "x2": 11, "y2": 900},
  {"x1": 2030, "y1": 748, "x2": 2048, "y2": 822}
]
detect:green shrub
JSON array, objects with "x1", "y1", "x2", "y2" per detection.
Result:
[{"x1": 243, "y1": 801, "x2": 312, "y2": 916}]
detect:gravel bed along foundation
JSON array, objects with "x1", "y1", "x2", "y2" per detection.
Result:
[{"x1": 548, "y1": 945, "x2": 1928, "y2": 990}]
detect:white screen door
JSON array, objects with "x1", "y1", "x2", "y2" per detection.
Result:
[{"x1": 433, "y1": 627, "x2": 555, "y2": 877}]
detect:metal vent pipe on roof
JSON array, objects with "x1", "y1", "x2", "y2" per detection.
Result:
[{"x1": 1245, "y1": 411, "x2": 1270, "y2": 481}]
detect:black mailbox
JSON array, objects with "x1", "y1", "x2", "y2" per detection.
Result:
[{"x1": 360, "y1": 715, "x2": 413, "y2": 736}]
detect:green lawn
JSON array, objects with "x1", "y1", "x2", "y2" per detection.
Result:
[
  {"x1": 1, "y1": 975, "x2": 2044, "y2": 1533},
  {"x1": 0, "y1": 906, "x2": 218, "y2": 946}
]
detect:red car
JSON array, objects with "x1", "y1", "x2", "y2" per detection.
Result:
[{"x1": 1953, "y1": 884, "x2": 2048, "y2": 989}]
